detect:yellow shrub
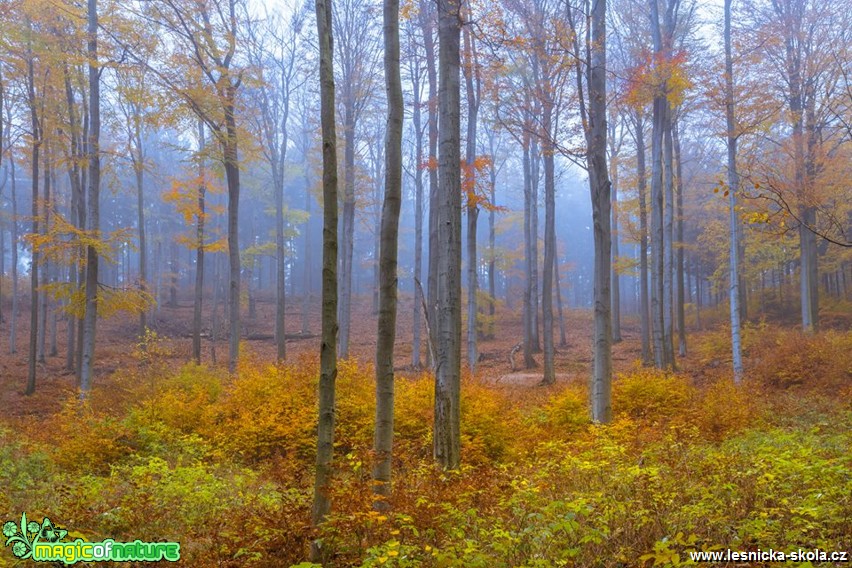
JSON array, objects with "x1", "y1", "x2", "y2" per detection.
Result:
[
  {"x1": 48, "y1": 400, "x2": 132, "y2": 473},
  {"x1": 460, "y1": 380, "x2": 522, "y2": 464},
  {"x1": 205, "y1": 360, "x2": 317, "y2": 463},
  {"x1": 613, "y1": 367, "x2": 694, "y2": 422},
  {"x1": 695, "y1": 379, "x2": 758, "y2": 441},
  {"x1": 543, "y1": 384, "x2": 589, "y2": 435},
  {"x1": 149, "y1": 364, "x2": 225, "y2": 433}
]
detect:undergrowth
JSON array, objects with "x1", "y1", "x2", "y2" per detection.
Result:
[{"x1": 1, "y1": 327, "x2": 849, "y2": 567}]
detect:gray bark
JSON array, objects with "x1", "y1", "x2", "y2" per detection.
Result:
[
  {"x1": 373, "y1": 0, "x2": 403, "y2": 505},
  {"x1": 80, "y1": 0, "x2": 101, "y2": 397},
  {"x1": 193, "y1": 121, "x2": 206, "y2": 364},
  {"x1": 587, "y1": 0, "x2": 612, "y2": 422},
  {"x1": 25, "y1": 18, "x2": 41, "y2": 396},
  {"x1": 433, "y1": 0, "x2": 462, "y2": 470},
  {"x1": 463, "y1": 23, "x2": 480, "y2": 374},
  {"x1": 673, "y1": 119, "x2": 686, "y2": 357},
  {"x1": 633, "y1": 112, "x2": 651, "y2": 364},
  {"x1": 311, "y1": 0, "x2": 340, "y2": 550},
  {"x1": 724, "y1": 0, "x2": 743, "y2": 383}
]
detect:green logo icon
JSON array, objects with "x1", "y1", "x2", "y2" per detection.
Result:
[{"x1": 3, "y1": 513, "x2": 180, "y2": 564}]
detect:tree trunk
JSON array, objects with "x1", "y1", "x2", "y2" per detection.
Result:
[
  {"x1": 433, "y1": 0, "x2": 462, "y2": 470},
  {"x1": 540, "y1": 146, "x2": 555, "y2": 386},
  {"x1": 521, "y1": 134, "x2": 535, "y2": 369},
  {"x1": 302, "y1": 167, "x2": 312, "y2": 335},
  {"x1": 373, "y1": 0, "x2": 403, "y2": 505},
  {"x1": 609, "y1": 119, "x2": 622, "y2": 343},
  {"x1": 25, "y1": 19, "x2": 41, "y2": 396},
  {"x1": 412, "y1": 47, "x2": 425, "y2": 369},
  {"x1": 673, "y1": 119, "x2": 686, "y2": 357},
  {"x1": 554, "y1": 249, "x2": 567, "y2": 348},
  {"x1": 648, "y1": 0, "x2": 667, "y2": 370},
  {"x1": 422, "y1": 3, "x2": 439, "y2": 369},
  {"x1": 487, "y1": 135, "x2": 497, "y2": 339},
  {"x1": 529, "y1": 138, "x2": 540, "y2": 353},
  {"x1": 311, "y1": 0, "x2": 340, "y2": 551},
  {"x1": 663, "y1": 104, "x2": 676, "y2": 369},
  {"x1": 224, "y1": 90, "x2": 241, "y2": 373},
  {"x1": 80, "y1": 0, "x2": 102, "y2": 397},
  {"x1": 587, "y1": 0, "x2": 612, "y2": 423},
  {"x1": 9, "y1": 151, "x2": 16, "y2": 355},
  {"x1": 338, "y1": 103, "x2": 355, "y2": 359},
  {"x1": 37, "y1": 145, "x2": 51, "y2": 364},
  {"x1": 193, "y1": 120, "x2": 206, "y2": 364},
  {"x1": 463, "y1": 23, "x2": 479, "y2": 374},
  {"x1": 725, "y1": 0, "x2": 744, "y2": 384},
  {"x1": 634, "y1": 112, "x2": 651, "y2": 365}
]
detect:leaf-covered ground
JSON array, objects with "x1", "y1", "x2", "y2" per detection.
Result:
[{"x1": 0, "y1": 300, "x2": 850, "y2": 566}]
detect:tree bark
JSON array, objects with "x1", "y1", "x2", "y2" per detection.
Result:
[
  {"x1": 311, "y1": 0, "x2": 340, "y2": 551},
  {"x1": 724, "y1": 0, "x2": 743, "y2": 382},
  {"x1": 412, "y1": 40, "x2": 425, "y2": 369},
  {"x1": 193, "y1": 121, "x2": 206, "y2": 364},
  {"x1": 587, "y1": 0, "x2": 612, "y2": 423},
  {"x1": 673, "y1": 119, "x2": 686, "y2": 357},
  {"x1": 373, "y1": 0, "x2": 403, "y2": 506},
  {"x1": 422, "y1": 3, "x2": 439, "y2": 369},
  {"x1": 433, "y1": 0, "x2": 462, "y2": 470},
  {"x1": 463, "y1": 22, "x2": 480, "y2": 374},
  {"x1": 25, "y1": 17, "x2": 41, "y2": 396},
  {"x1": 634, "y1": 112, "x2": 651, "y2": 365},
  {"x1": 80, "y1": 0, "x2": 102, "y2": 397},
  {"x1": 648, "y1": 0, "x2": 668, "y2": 370}
]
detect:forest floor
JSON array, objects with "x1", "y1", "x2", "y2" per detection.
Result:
[{"x1": 0, "y1": 292, "x2": 849, "y2": 567}]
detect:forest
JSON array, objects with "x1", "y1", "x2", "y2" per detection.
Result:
[{"x1": 0, "y1": 0, "x2": 850, "y2": 565}]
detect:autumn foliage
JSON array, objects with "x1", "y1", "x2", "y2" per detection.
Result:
[{"x1": 0, "y1": 323, "x2": 848, "y2": 567}]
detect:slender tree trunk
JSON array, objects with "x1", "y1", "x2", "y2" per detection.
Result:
[
  {"x1": 135, "y1": 142, "x2": 147, "y2": 338},
  {"x1": 37, "y1": 145, "x2": 50, "y2": 364},
  {"x1": 540, "y1": 146, "x2": 555, "y2": 386},
  {"x1": 609, "y1": 122, "x2": 622, "y2": 343},
  {"x1": 649, "y1": 0, "x2": 667, "y2": 370},
  {"x1": 25, "y1": 20, "x2": 41, "y2": 396},
  {"x1": 311, "y1": 0, "x2": 340, "y2": 551},
  {"x1": 412, "y1": 56, "x2": 424, "y2": 369},
  {"x1": 673, "y1": 120, "x2": 686, "y2": 357},
  {"x1": 211, "y1": 252, "x2": 221, "y2": 365},
  {"x1": 663, "y1": 105, "x2": 675, "y2": 369},
  {"x1": 529, "y1": 139, "x2": 540, "y2": 353},
  {"x1": 275, "y1": 166, "x2": 286, "y2": 362},
  {"x1": 9, "y1": 152, "x2": 17, "y2": 354},
  {"x1": 463, "y1": 24, "x2": 479, "y2": 374},
  {"x1": 487, "y1": 137, "x2": 497, "y2": 338},
  {"x1": 338, "y1": 101, "x2": 355, "y2": 359},
  {"x1": 724, "y1": 0, "x2": 744, "y2": 384},
  {"x1": 224, "y1": 91, "x2": 241, "y2": 373},
  {"x1": 587, "y1": 0, "x2": 612, "y2": 423},
  {"x1": 554, "y1": 250, "x2": 567, "y2": 348},
  {"x1": 193, "y1": 121, "x2": 206, "y2": 365},
  {"x1": 522, "y1": 134, "x2": 535, "y2": 368},
  {"x1": 302, "y1": 168, "x2": 311, "y2": 335},
  {"x1": 635, "y1": 113, "x2": 651, "y2": 364},
  {"x1": 466, "y1": 208, "x2": 479, "y2": 371},
  {"x1": 433, "y1": 0, "x2": 462, "y2": 470},
  {"x1": 373, "y1": 0, "x2": 403, "y2": 505},
  {"x1": 423, "y1": 3, "x2": 439, "y2": 369}
]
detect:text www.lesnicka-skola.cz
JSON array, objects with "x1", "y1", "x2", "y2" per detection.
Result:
[{"x1": 689, "y1": 548, "x2": 848, "y2": 563}]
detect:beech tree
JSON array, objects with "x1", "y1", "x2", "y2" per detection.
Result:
[
  {"x1": 312, "y1": 0, "x2": 340, "y2": 552},
  {"x1": 433, "y1": 0, "x2": 462, "y2": 470},
  {"x1": 724, "y1": 0, "x2": 744, "y2": 383},
  {"x1": 246, "y1": 5, "x2": 305, "y2": 362},
  {"x1": 135, "y1": 0, "x2": 249, "y2": 372},
  {"x1": 373, "y1": 0, "x2": 403, "y2": 505},
  {"x1": 333, "y1": 0, "x2": 381, "y2": 358}
]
